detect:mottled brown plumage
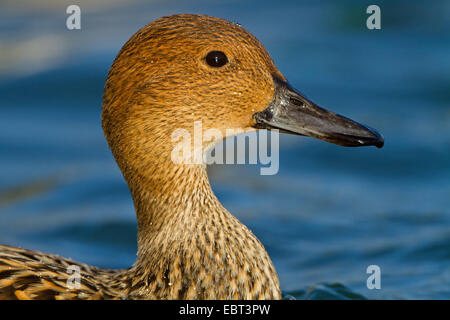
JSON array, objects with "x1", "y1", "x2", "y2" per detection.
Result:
[{"x1": 1, "y1": 14, "x2": 284, "y2": 299}]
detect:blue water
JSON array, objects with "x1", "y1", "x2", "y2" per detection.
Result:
[{"x1": 0, "y1": 0, "x2": 449, "y2": 299}]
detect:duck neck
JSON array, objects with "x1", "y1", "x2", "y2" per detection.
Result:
[
  {"x1": 128, "y1": 162, "x2": 223, "y2": 250},
  {"x1": 117, "y1": 151, "x2": 280, "y2": 299}
]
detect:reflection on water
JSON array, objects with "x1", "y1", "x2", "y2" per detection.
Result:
[{"x1": 0, "y1": 0, "x2": 449, "y2": 299}]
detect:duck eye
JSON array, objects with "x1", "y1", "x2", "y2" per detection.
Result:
[{"x1": 205, "y1": 51, "x2": 228, "y2": 68}]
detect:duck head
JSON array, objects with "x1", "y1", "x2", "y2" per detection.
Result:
[{"x1": 103, "y1": 14, "x2": 382, "y2": 173}]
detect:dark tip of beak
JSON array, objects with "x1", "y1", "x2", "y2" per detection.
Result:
[
  {"x1": 361, "y1": 125, "x2": 384, "y2": 148},
  {"x1": 331, "y1": 123, "x2": 384, "y2": 148},
  {"x1": 376, "y1": 139, "x2": 384, "y2": 149}
]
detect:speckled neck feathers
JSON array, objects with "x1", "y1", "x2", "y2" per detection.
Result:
[{"x1": 123, "y1": 162, "x2": 281, "y2": 299}]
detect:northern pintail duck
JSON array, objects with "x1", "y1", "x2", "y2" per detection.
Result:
[{"x1": 0, "y1": 14, "x2": 383, "y2": 300}]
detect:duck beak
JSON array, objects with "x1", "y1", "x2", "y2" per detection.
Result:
[{"x1": 253, "y1": 77, "x2": 384, "y2": 148}]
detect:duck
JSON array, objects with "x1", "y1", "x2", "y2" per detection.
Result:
[{"x1": 0, "y1": 14, "x2": 383, "y2": 300}]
